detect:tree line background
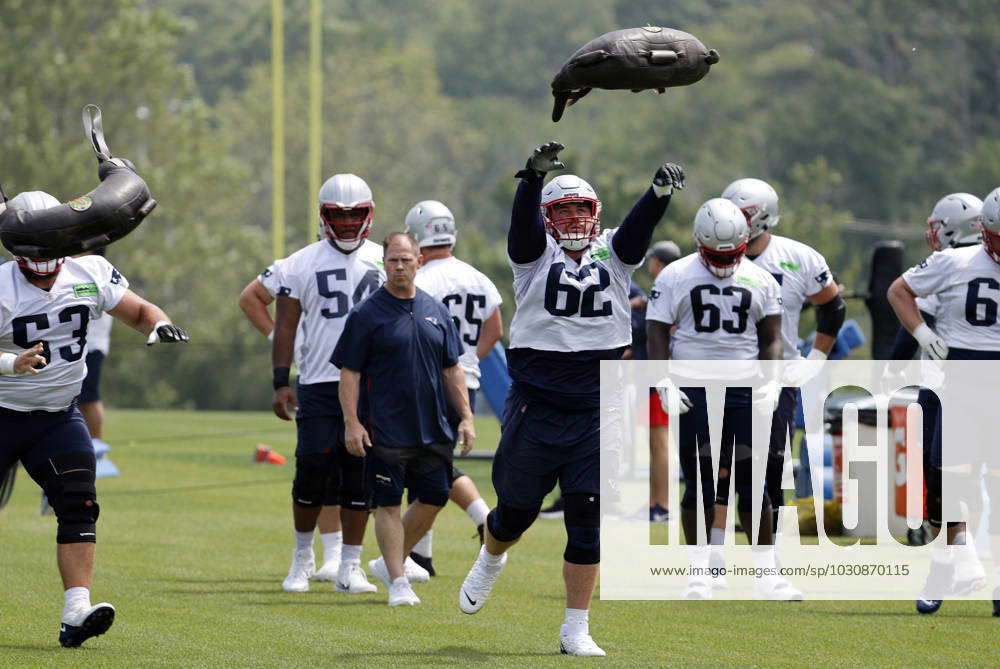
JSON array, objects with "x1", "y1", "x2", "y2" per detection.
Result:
[{"x1": 2, "y1": 0, "x2": 999, "y2": 409}]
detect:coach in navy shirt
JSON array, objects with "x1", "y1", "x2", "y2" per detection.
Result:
[{"x1": 333, "y1": 232, "x2": 475, "y2": 605}]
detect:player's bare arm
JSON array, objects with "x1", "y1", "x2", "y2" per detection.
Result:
[
  {"x1": 238, "y1": 279, "x2": 275, "y2": 337},
  {"x1": 646, "y1": 321, "x2": 672, "y2": 361},
  {"x1": 475, "y1": 308, "x2": 503, "y2": 360},
  {"x1": 270, "y1": 294, "x2": 301, "y2": 420},
  {"x1": 756, "y1": 314, "x2": 783, "y2": 360},
  {"x1": 338, "y1": 368, "x2": 370, "y2": 458},
  {"x1": 887, "y1": 276, "x2": 947, "y2": 360},
  {"x1": 443, "y1": 363, "x2": 476, "y2": 454},
  {"x1": 106, "y1": 290, "x2": 189, "y2": 345}
]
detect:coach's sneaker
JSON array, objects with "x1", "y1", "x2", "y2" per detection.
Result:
[
  {"x1": 282, "y1": 548, "x2": 315, "y2": 592},
  {"x1": 916, "y1": 559, "x2": 954, "y2": 614},
  {"x1": 335, "y1": 560, "x2": 378, "y2": 594},
  {"x1": 59, "y1": 603, "x2": 115, "y2": 648},
  {"x1": 559, "y1": 629, "x2": 606, "y2": 657},
  {"x1": 388, "y1": 577, "x2": 420, "y2": 606},
  {"x1": 755, "y1": 576, "x2": 804, "y2": 601},
  {"x1": 369, "y1": 556, "x2": 412, "y2": 588},
  {"x1": 459, "y1": 546, "x2": 508, "y2": 614},
  {"x1": 682, "y1": 576, "x2": 712, "y2": 600},
  {"x1": 404, "y1": 555, "x2": 431, "y2": 583},
  {"x1": 409, "y1": 551, "x2": 436, "y2": 577}
]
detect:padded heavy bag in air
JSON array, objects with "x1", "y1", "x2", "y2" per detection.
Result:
[
  {"x1": 0, "y1": 105, "x2": 156, "y2": 259},
  {"x1": 551, "y1": 26, "x2": 719, "y2": 121}
]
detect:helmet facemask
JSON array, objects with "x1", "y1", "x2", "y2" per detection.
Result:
[
  {"x1": 319, "y1": 203, "x2": 373, "y2": 253},
  {"x1": 15, "y1": 256, "x2": 65, "y2": 276},
  {"x1": 698, "y1": 242, "x2": 746, "y2": 278},
  {"x1": 979, "y1": 219, "x2": 1000, "y2": 265},
  {"x1": 543, "y1": 197, "x2": 601, "y2": 251},
  {"x1": 925, "y1": 216, "x2": 950, "y2": 252}
]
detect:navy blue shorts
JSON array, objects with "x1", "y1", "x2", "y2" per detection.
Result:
[
  {"x1": 491, "y1": 387, "x2": 599, "y2": 510},
  {"x1": 295, "y1": 382, "x2": 345, "y2": 456},
  {"x1": 368, "y1": 444, "x2": 452, "y2": 508},
  {"x1": 0, "y1": 406, "x2": 93, "y2": 488},
  {"x1": 79, "y1": 351, "x2": 105, "y2": 404}
]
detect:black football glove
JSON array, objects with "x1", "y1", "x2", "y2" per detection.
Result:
[
  {"x1": 146, "y1": 321, "x2": 190, "y2": 346},
  {"x1": 652, "y1": 162, "x2": 685, "y2": 196},
  {"x1": 514, "y1": 141, "x2": 566, "y2": 179}
]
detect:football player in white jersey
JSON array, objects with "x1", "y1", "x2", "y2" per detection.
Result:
[
  {"x1": 240, "y1": 257, "x2": 348, "y2": 583},
  {"x1": 268, "y1": 174, "x2": 385, "y2": 595},
  {"x1": 458, "y1": 141, "x2": 684, "y2": 656},
  {"x1": 888, "y1": 187, "x2": 1000, "y2": 616},
  {"x1": 714, "y1": 178, "x2": 845, "y2": 596},
  {"x1": 646, "y1": 198, "x2": 790, "y2": 600},
  {"x1": 402, "y1": 199, "x2": 502, "y2": 576},
  {"x1": 0, "y1": 191, "x2": 188, "y2": 648}
]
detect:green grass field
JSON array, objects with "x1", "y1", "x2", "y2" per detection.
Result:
[{"x1": 2, "y1": 409, "x2": 996, "y2": 667}]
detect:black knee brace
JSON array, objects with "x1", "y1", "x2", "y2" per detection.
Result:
[
  {"x1": 292, "y1": 453, "x2": 329, "y2": 508},
  {"x1": 41, "y1": 452, "x2": 100, "y2": 544},
  {"x1": 563, "y1": 493, "x2": 600, "y2": 565},
  {"x1": 986, "y1": 474, "x2": 1000, "y2": 535},
  {"x1": 487, "y1": 503, "x2": 539, "y2": 543}
]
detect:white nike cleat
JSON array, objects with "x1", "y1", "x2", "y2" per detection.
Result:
[
  {"x1": 404, "y1": 555, "x2": 431, "y2": 583},
  {"x1": 755, "y1": 576, "x2": 804, "y2": 601},
  {"x1": 682, "y1": 577, "x2": 713, "y2": 600},
  {"x1": 335, "y1": 560, "x2": 378, "y2": 594},
  {"x1": 559, "y1": 629, "x2": 606, "y2": 656},
  {"x1": 459, "y1": 546, "x2": 508, "y2": 614},
  {"x1": 313, "y1": 557, "x2": 341, "y2": 582},
  {"x1": 59, "y1": 603, "x2": 116, "y2": 648},
  {"x1": 282, "y1": 548, "x2": 315, "y2": 592},
  {"x1": 388, "y1": 577, "x2": 420, "y2": 606}
]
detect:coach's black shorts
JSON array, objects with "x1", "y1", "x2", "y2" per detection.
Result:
[
  {"x1": 79, "y1": 351, "x2": 105, "y2": 404},
  {"x1": 368, "y1": 444, "x2": 452, "y2": 508},
  {"x1": 492, "y1": 387, "x2": 598, "y2": 510},
  {"x1": 0, "y1": 405, "x2": 93, "y2": 489}
]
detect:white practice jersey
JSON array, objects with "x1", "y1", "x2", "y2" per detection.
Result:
[
  {"x1": 647, "y1": 253, "x2": 783, "y2": 361},
  {"x1": 0, "y1": 256, "x2": 128, "y2": 411},
  {"x1": 258, "y1": 257, "x2": 304, "y2": 365},
  {"x1": 275, "y1": 239, "x2": 384, "y2": 384},
  {"x1": 902, "y1": 245, "x2": 1000, "y2": 352},
  {"x1": 508, "y1": 229, "x2": 636, "y2": 352},
  {"x1": 747, "y1": 234, "x2": 834, "y2": 359},
  {"x1": 87, "y1": 312, "x2": 113, "y2": 355},
  {"x1": 415, "y1": 256, "x2": 502, "y2": 389}
]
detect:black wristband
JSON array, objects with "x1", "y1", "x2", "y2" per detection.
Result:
[{"x1": 273, "y1": 367, "x2": 291, "y2": 390}]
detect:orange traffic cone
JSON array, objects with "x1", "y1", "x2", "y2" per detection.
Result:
[{"x1": 254, "y1": 444, "x2": 287, "y2": 465}]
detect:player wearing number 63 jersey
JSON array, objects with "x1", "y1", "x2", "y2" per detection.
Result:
[
  {"x1": 0, "y1": 190, "x2": 188, "y2": 648},
  {"x1": 269, "y1": 173, "x2": 385, "y2": 596},
  {"x1": 458, "y1": 141, "x2": 684, "y2": 657}
]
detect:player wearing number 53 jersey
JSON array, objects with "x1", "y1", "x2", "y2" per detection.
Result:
[
  {"x1": 459, "y1": 141, "x2": 684, "y2": 657},
  {"x1": 0, "y1": 191, "x2": 188, "y2": 648},
  {"x1": 270, "y1": 174, "x2": 385, "y2": 596}
]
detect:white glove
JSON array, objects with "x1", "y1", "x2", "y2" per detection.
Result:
[
  {"x1": 753, "y1": 380, "x2": 781, "y2": 415},
  {"x1": 781, "y1": 349, "x2": 827, "y2": 387},
  {"x1": 913, "y1": 322, "x2": 948, "y2": 361},
  {"x1": 655, "y1": 378, "x2": 692, "y2": 415}
]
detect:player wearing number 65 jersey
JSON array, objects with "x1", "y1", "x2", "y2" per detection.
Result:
[
  {"x1": 270, "y1": 174, "x2": 385, "y2": 596},
  {"x1": 0, "y1": 191, "x2": 188, "y2": 648},
  {"x1": 458, "y1": 141, "x2": 684, "y2": 657}
]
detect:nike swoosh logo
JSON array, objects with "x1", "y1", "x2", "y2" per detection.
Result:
[
  {"x1": 463, "y1": 590, "x2": 477, "y2": 606},
  {"x1": 60, "y1": 625, "x2": 67, "y2": 632},
  {"x1": 337, "y1": 582, "x2": 349, "y2": 589}
]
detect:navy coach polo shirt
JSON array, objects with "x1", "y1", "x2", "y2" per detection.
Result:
[{"x1": 331, "y1": 286, "x2": 463, "y2": 448}]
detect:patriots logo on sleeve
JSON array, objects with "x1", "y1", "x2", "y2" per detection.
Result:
[
  {"x1": 814, "y1": 270, "x2": 829, "y2": 285},
  {"x1": 110, "y1": 268, "x2": 123, "y2": 285},
  {"x1": 260, "y1": 267, "x2": 273, "y2": 279},
  {"x1": 277, "y1": 287, "x2": 291, "y2": 296},
  {"x1": 650, "y1": 289, "x2": 661, "y2": 299}
]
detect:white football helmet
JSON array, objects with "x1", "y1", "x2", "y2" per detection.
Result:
[
  {"x1": 925, "y1": 192, "x2": 983, "y2": 251},
  {"x1": 540, "y1": 174, "x2": 601, "y2": 251},
  {"x1": 404, "y1": 200, "x2": 456, "y2": 248},
  {"x1": 317, "y1": 174, "x2": 374, "y2": 252},
  {"x1": 693, "y1": 198, "x2": 750, "y2": 278},
  {"x1": 9, "y1": 190, "x2": 65, "y2": 275},
  {"x1": 979, "y1": 187, "x2": 1000, "y2": 265},
  {"x1": 722, "y1": 178, "x2": 780, "y2": 240}
]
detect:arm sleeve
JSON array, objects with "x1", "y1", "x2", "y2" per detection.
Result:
[
  {"x1": 507, "y1": 176, "x2": 547, "y2": 264},
  {"x1": 611, "y1": 188, "x2": 671, "y2": 266},
  {"x1": 901, "y1": 252, "x2": 950, "y2": 298},
  {"x1": 645, "y1": 270, "x2": 676, "y2": 324},
  {"x1": 331, "y1": 310, "x2": 372, "y2": 371}
]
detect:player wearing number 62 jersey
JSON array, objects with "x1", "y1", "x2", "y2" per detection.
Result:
[
  {"x1": 0, "y1": 190, "x2": 188, "y2": 648},
  {"x1": 270, "y1": 173, "x2": 385, "y2": 596},
  {"x1": 458, "y1": 141, "x2": 684, "y2": 657}
]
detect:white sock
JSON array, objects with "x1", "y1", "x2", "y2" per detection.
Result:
[
  {"x1": 320, "y1": 531, "x2": 342, "y2": 562},
  {"x1": 481, "y1": 545, "x2": 505, "y2": 566},
  {"x1": 413, "y1": 530, "x2": 433, "y2": 558},
  {"x1": 294, "y1": 530, "x2": 314, "y2": 552},
  {"x1": 466, "y1": 499, "x2": 490, "y2": 528},
  {"x1": 710, "y1": 528, "x2": 725, "y2": 545},
  {"x1": 62, "y1": 587, "x2": 90, "y2": 621},
  {"x1": 563, "y1": 607, "x2": 589, "y2": 634},
  {"x1": 341, "y1": 544, "x2": 362, "y2": 564},
  {"x1": 953, "y1": 531, "x2": 968, "y2": 546}
]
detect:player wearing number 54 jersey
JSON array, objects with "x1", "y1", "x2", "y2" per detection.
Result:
[
  {"x1": 458, "y1": 141, "x2": 684, "y2": 657},
  {"x1": 270, "y1": 174, "x2": 385, "y2": 596},
  {"x1": 0, "y1": 191, "x2": 188, "y2": 648}
]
